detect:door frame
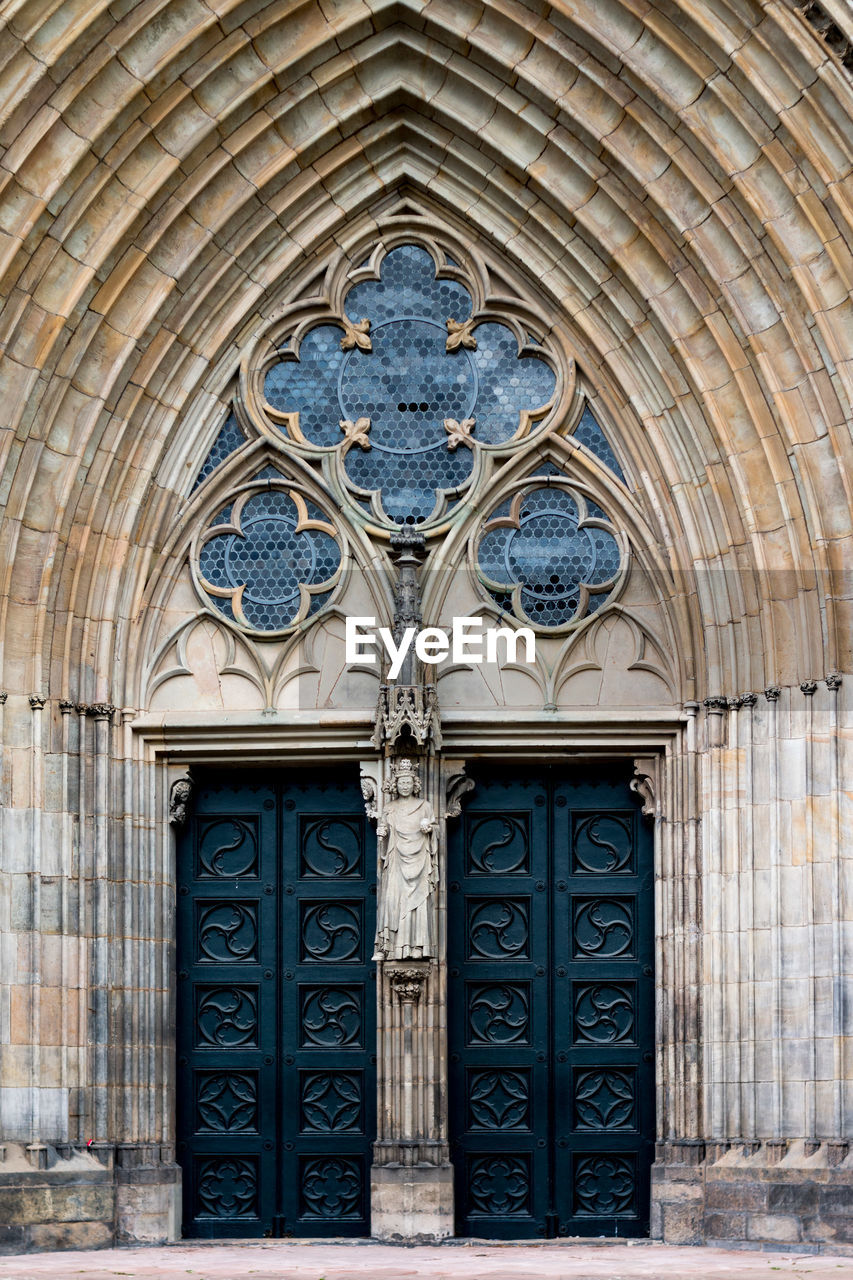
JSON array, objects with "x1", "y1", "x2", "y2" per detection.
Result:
[{"x1": 132, "y1": 705, "x2": 694, "y2": 1238}]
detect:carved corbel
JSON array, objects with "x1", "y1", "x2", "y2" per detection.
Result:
[
  {"x1": 360, "y1": 762, "x2": 381, "y2": 823},
  {"x1": 631, "y1": 756, "x2": 661, "y2": 821},
  {"x1": 388, "y1": 966, "x2": 428, "y2": 1004},
  {"x1": 169, "y1": 771, "x2": 194, "y2": 828},
  {"x1": 446, "y1": 767, "x2": 475, "y2": 819}
]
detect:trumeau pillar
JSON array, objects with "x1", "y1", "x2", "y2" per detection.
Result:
[{"x1": 361, "y1": 531, "x2": 472, "y2": 1240}]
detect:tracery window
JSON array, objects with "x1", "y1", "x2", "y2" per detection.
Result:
[
  {"x1": 476, "y1": 483, "x2": 621, "y2": 630},
  {"x1": 189, "y1": 237, "x2": 629, "y2": 637}
]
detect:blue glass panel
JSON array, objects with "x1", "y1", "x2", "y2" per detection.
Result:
[
  {"x1": 344, "y1": 244, "x2": 472, "y2": 324},
  {"x1": 198, "y1": 490, "x2": 340, "y2": 632},
  {"x1": 339, "y1": 320, "x2": 476, "y2": 446},
  {"x1": 478, "y1": 487, "x2": 620, "y2": 628},
  {"x1": 346, "y1": 440, "x2": 473, "y2": 524},
  {"x1": 572, "y1": 407, "x2": 625, "y2": 481},
  {"x1": 192, "y1": 415, "x2": 245, "y2": 491},
  {"x1": 264, "y1": 325, "x2": 345, "y2": 447},
  {"x1": 470, "y1": 323, "x2": 555, "y2": 444}
]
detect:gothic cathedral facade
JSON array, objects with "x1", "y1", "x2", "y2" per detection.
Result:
[{"x1": 0, "y1": 0, "x2": 851, "y2": 1256}]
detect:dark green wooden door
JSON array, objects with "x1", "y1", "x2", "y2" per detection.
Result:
[
  {"x1": 176, "y1": 769, "x2": 375, "y2": 1238},
  {"x1": 448, "y1": 764, "x2": 654, "y2": 1238}
]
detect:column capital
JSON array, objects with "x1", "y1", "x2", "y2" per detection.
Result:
[{"x1": 388, "y1": 965, "x2": 429, "y2": 1004}]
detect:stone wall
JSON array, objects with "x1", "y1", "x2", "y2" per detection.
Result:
[{"x1": 653, "y1": 1141, "x2": 853, "y2": 1253}]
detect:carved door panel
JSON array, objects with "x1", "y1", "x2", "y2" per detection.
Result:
[
  {"x1": 448, "y1": 765, "x2": 654, "y2": 1238},
  {"x1": 176, "y1": 771, "x2": 375, "y2": 1238}
]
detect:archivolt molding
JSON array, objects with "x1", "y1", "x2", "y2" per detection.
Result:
[{"x1": 0, "y1": 0, "x2": 850, "y2": 703}]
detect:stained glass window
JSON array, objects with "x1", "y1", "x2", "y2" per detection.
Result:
[
  {"x1": 477, "y1": 486, "x2": 621, "y2": 628},
  {"x1": 192, "y1": 414, "x2": 246, "y2": 491},
  {"x1": 572, "y1": 406, "x2": 625, "y2": 481},
  {"x1": 263, "y1": 245, "x2": 556, "y2": 524},
  {"x1": 197, "y1": 489, "x2": 341, "y2": 633}
]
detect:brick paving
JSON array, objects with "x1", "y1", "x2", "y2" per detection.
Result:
[{"x1": 0, "y1": 1241, "x2": 850, "y2": 1280}]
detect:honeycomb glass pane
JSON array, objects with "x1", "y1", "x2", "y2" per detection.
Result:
[
  {"x1": 192, "y1": 415, "x2": 245, "y2": 491},
  {"x1": 198, "y1": 490, "x2": 340, "y2": 632},
  {"x1": 572, "y1": 406, "x2": 625, "y2": 481},
  {"x1": 477, "y1": 487, "x2": 620, "y2": 628},
  {"x1": 470, "y1": 323, "x2": 555, "y2": 444},
  {"x1": 344, "y1": 244, "x2": 473, "y2": 324},
  {"x1": 264, "y1": 325, "x2": 345, "y2": 447}
]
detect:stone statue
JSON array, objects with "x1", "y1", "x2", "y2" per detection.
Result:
[{"x1": 373, "y1": 758, "x2": 438, "y2": 960}]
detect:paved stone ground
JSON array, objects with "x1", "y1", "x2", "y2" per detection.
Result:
[{"x1": 0, "y1": 1241, "x2": 851, "y2": 1280}]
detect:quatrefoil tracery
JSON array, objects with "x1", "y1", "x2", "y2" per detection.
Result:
[
  {"x1": 187, "y1": 236, "x2": 630, "y2": 639},
  {"x1": 256, "y1": 243, "x2": 558, "y2": 528},
  {"x1": 193, "y1": 484, "x2": 343, "y2": 636},
  {"x1": 474, "y1": 482, "x2": 625, "y2": 632}
]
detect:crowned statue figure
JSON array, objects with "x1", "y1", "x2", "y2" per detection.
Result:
[{"x1": 373, "y1": 757, "x2": 438, "y2": 960}]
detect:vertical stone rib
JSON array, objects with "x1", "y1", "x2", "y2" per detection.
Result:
[
  {"x1": 149, "y1": 750, "x2": 162, "y2": 1145},
  {"x1": 28, "y1": 695, "x2": 45, "y2": 1143},
  {"x1": 801, "y1": 682, "x2": 817, "y2": 1141},
  {"x1": 726, "y1": 697, "x2": 741, "y2": 1141},
  {"x1": 765, "y1": 686, "x2": 783, "y2": 1138},
  {"x1": 660, "y1": 739, "x2": 675, "y2": 1141},
  {"x1": 703, "y1": 698, "x2": 727, "y2": 1141},
  {"x1": 685, "y1": 702, "x2": 702, "y2": 1142},
  {"x1": 75, "y1": 703, "x2": 89, "y2": 1144},
  {"x1": 58, "y1": 702, "x2": 76, "y2": 1132},
  {"x1": 826, "y1": 675, "x2": 843, "y2": 1137},
  {"x1": 120, "y1": 711, "x2": 135, "y2": 1143},
  {"x1": 90, "y1": 706, "x2": 113, "y2": 1141},
  {"x1": 741, "y1": 695, "x2": 757, "y2": 1141}
]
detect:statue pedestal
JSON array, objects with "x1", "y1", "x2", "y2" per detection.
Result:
[{"x1": 370, "y1": 1160, "x2": 454, "y2": 1241}]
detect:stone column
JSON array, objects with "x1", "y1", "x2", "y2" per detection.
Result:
[
  {"x1": 362, "y1": 755, "x2": 471, "y2": 1240},
  {"x1": 361, "y1": 531, "x2": 471, "y2": 1239}
]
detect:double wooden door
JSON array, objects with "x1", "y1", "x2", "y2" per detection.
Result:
[
  {"x1": 448, "y1": 764, "x2": 655, "y2": 1238},
  {"x1": 176, "y1": 761, "x2": 654, "y2": 1240},
  {"x1": 176, "y1": 770, "x2": 375, "y2": 1238}
]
